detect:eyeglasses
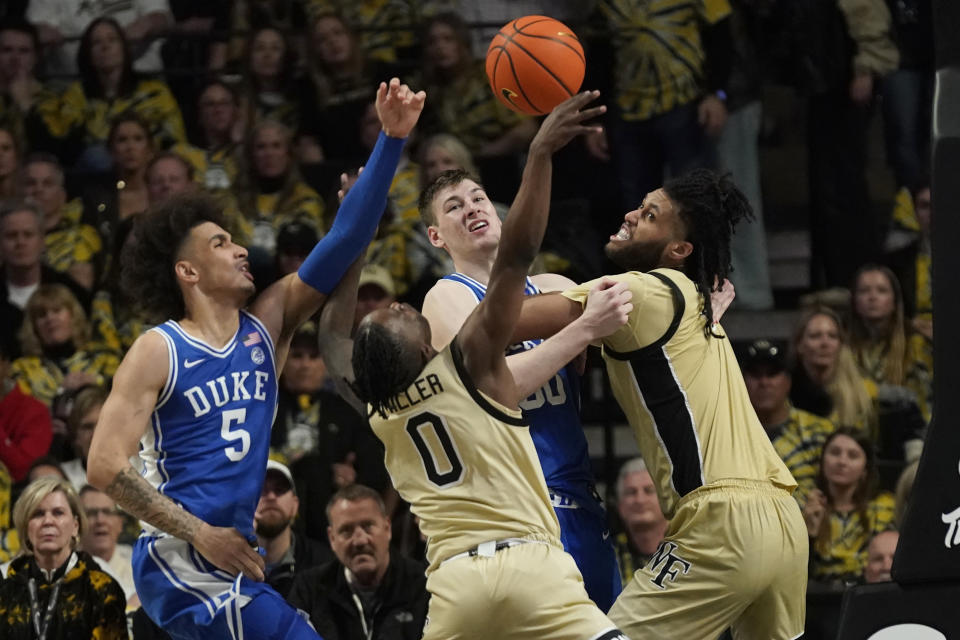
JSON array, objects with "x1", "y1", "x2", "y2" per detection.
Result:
[
  {"x1": 85, "y1": 507, "x2": 120, "y2": 518},
  {"x1": 261, "y1": 485, "x2": 292, "y2": 498}
]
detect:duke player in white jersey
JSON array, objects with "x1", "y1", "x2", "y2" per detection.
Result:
[{"x1": 87, "y1": 79, "x2": 425, "y2": 640}]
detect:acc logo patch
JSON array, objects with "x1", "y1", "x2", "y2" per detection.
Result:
[{"x1": 251, "y1": 346, "x2": 265, "y2": 365}]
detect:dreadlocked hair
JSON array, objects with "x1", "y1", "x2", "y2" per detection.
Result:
[
  {"x1": 663, "y1": 168, "x2": 753, "y2": 337},
  {"x1": 351, "y1": 322, "x2": 423, "y2": 418}
]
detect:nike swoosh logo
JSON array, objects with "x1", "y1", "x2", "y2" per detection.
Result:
[{"x1": 184, "y1": 358, "x2": 206, "y2": 368}]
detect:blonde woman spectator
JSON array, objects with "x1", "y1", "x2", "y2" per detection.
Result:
[
  {"x1": 849, "y1": 264, "x2": 932, "y2": 423},
  {"x1": 12, "y1": 284, "x2": 119, "y2": 407},
  {"x1": 789, "y1": 306, "x2": 875, "y2": 433},
  {"x1": 0, "y1": 477, "x2": 126, "y2": 638}
]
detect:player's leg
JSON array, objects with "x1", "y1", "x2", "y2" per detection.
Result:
[
  {"x1": 607, "y1": 484, "x2": 765, "y2": 639},
  {"x1": 555, "y1": 500, "x2": 622, "y2": 612},
  {"x1": 731, "y1": 492, "x2": 808, "y2": 640},
  {"x1": 239, "y1": 589, "x2": 321, "y2": 639},
  {"x1": 420, "y1": 556, "x2": 495, "y2": 640},
  {"x1": 498, "y1": 542, "x2": 627, "y2": 640}
]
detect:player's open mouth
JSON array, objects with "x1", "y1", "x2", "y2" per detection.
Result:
[
  {"x1": 610, "y1": 224, "x2": 632, "y2": 241},
  {"x1": 239, "y1": 263, "x2": 254, "y2": 281},
  {"x1": 468, "y1": 220, "x2": 488, "y2": 233}
]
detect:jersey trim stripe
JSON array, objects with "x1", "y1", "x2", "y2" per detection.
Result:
[
  {"x1": 444, "y1": 273, "x2": 539, "y2": 298},
  {"x1": 164, "y1": 319, "x2": 239, "y2": 358},
  {"x1": 605, "y1": 270, "x2": 684, "y2": 360},
  {"x1": 147, "y1": 537, "x2": 217, "y2": 617},
  {"x1": 610, "y1": 271, "x2": 706, "y2": 497},
  {"x1": 150, "y1": 327, "x2": 178, "y2": 409},
  {"x1": 450, "y1": 336, "x2": 527, "y2": 427}
]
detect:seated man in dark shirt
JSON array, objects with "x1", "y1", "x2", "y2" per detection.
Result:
[{"x1": 287, "y1": 485, "x2": 428, "y2": 640}]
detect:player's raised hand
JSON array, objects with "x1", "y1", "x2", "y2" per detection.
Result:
[
  {"x1": 530, "y1": 90, "x2": 606, "y2": 156},
  {"x1": 579, "y1": 277, "x2": 633, "y2": 341},
  {"x1": 376, "y1": 77, "x2": 426, "y2": 139},
  {"x1": 193, "y1": 522, "x2": 265, "y2": 581}
]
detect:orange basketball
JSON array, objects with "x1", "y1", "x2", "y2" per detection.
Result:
[{"x1": 485, "y1": 15, "x2": 585, "y2": 116}]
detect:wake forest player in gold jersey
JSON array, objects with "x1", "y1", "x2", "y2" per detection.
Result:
[
  {"x1": 518, "y1": 169, "x2": 808, "y2": 640},
  {"x1": 348, "y1": 92, "x2": 633, "y2": 640}
]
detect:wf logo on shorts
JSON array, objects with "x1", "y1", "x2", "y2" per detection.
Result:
[
  {"x1": 647, "y1": 541, "x2": 691, "y2": 589},
  {"x1": 942, "y1": 459, "x2": 960, "y2": 549}
]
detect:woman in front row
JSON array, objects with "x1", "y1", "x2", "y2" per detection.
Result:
[{"x1": 0, "y1": 477, "x2": 127, "y2": 639}]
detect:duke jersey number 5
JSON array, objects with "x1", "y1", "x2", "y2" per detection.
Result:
[{"x1": 221, "y1": 408, "x2": 250, "y2": 461}]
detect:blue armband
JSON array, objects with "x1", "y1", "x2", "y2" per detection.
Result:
[{"x1": 297, "y1": 131, "x2": 405, "y2": 293}]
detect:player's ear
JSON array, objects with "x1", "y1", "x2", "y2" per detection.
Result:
[
  {"x1": 667, "y1": 240, "x2": 693, "y2": 263},
  {"x1": 426, "y1": 224, "x2": 445, "y2": 249},
  {"x1": 174, "y1": 259, "x2": 200, "y2": 283}
]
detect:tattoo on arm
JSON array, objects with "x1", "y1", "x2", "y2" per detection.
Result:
[{"x1": 104, "y1": 466, "x2": 203, "y2": 543}]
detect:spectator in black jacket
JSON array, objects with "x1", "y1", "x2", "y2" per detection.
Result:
[
  {"x1": 288, "y1": 485, "x2": 428, "y2": 640},
  {"x1": 0, "y1": 199, "x2": 91, "y2": 359},
  {"x1": 256, "y1": 459, "x2": 332, "y2": 599}
]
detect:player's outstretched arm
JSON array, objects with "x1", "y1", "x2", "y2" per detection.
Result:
[
  {"x1": 251, "y1": 78, "x2": 425, "y2": 361},
  {"x1": 317, "y1": 256, "x2": 365, "y2": 414},
  {"x1": 506, "y1": 278, "x2": 632, "y2": 397},
  {"x1": 87, "y1": 333, "x2": 266, "y2": 582},
  {"x1": 459, "y1": 91, "x2": 604, "y2": 406}
]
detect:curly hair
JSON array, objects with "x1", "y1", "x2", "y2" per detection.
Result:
[
  {"x1": 351, "y1": 321, "x2": 423, "y2": 418},
  {"x1": 663, "y1": 169, "x2": 753, "y2": 337},
  {"x1": 120, "y1": 193, "x2": 228, "y2": 322}
]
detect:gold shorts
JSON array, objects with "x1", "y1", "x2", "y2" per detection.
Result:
[
  {"x1": 423, "y1": 540, "x2": 627, "y2": 640},
  {"x1": 609, "y1": 480, "x2": 808, "y2": 640}
]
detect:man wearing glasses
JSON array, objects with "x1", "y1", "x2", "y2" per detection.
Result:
[{"x1": 80, "y1": 484, "x2": 138, "y2": 609}]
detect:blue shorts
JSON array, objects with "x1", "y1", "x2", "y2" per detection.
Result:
[
  {"x1": 133, "y1": 534, "x2": 319, "y2": 640},
  {"x1": 551, "y1": 489, "x2": 623, "y2": 612}
]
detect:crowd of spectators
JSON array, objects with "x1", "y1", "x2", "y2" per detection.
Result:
[{"x1": 0, "y1": 0, "x2": 937, "y2": 638}]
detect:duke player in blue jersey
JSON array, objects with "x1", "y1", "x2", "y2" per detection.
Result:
[
  {"x1": 86, "y1": 78, "x2": 425, "y2": 640},
  {"x1": 418, "y1": 168, "x2": 627, "y2": 610}
]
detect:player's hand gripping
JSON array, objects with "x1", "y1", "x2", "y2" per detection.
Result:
[
  {"x1": 578, "y1": 278, "x2": 633, "y2": 342},
  {"x1": 709, "y1": 277, "x2": 735, "y2": 323},
  {"x1": 529, "y1": 90, "x2": 606, "y2": 156},
  {"x1": 376, "y1": 77, "x2": 426, "y2": 139},
  {"x1": 193, "y1": 522, "x2": 265, "y2": 581}
]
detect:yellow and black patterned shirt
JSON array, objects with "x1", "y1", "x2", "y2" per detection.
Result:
[
  {"x1": 598, "y1": 0, "x2": 731, "y2": 120},
  {"x1": 89, "y1": 290, "x2": 151, "y2": 357},
  {"x1": 0, "y1": 551, "x2": 127, "y2": 640},
  {"x1": 0, "y1": 464, "x2": 11, "y2": 563},
  {"x1": 855, "y1": 335, "x2": 933, "y2": 424},
  {"x1": 810, "y1": 492, "x2": 896, "y2": 584},
  {"x1": 236, "y1": 181, "x2": 327, "y2": 255},
  {"x1": 44, "y1": 199, "x2": 102, "y2": 277},
  {"x1": 172, "y1": 142, "x2": 241, "y2": 193},
  {"x1": 11, "y1": 349, "x2": 119, "y2": 407},
  {"x1": 423, "y1": 62, "x2": 530, "y2": 150},
  {"x1": 768, "y1": 406, "x2": 836, "y2": 506},
  {"x1": 41, "y1": 78, "x2": 186, "y2": 150}
]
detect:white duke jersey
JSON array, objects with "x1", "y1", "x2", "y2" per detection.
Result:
[{"x1": 139, "y1": 310, "x2": 277, "y2": 541}]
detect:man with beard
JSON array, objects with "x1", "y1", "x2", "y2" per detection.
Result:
[
  {"x1": 517, "y1": 169, "x2": 809, "y2": 640},
  {"x1": 288, "y1": 485, "x2": 429, "y2": 640},
  {"x1": 256, "y1": 460, "x2": 331, "y2": 598}
]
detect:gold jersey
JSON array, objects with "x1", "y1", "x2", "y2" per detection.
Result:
[
  {"x1": 564, "y1": 268, "x2": 796, "y2": 519},
  {"x1": 369, "y1": 339, "x2": 562, "y2": 573}
]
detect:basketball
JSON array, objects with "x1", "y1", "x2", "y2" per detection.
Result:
[{"x1": 485, "y1": 15, "x2": 585, "y2": 116}]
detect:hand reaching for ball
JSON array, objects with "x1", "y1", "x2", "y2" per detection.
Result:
[{"x1": 529, "y1": 90, "x2": 606, "y2": 156}]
